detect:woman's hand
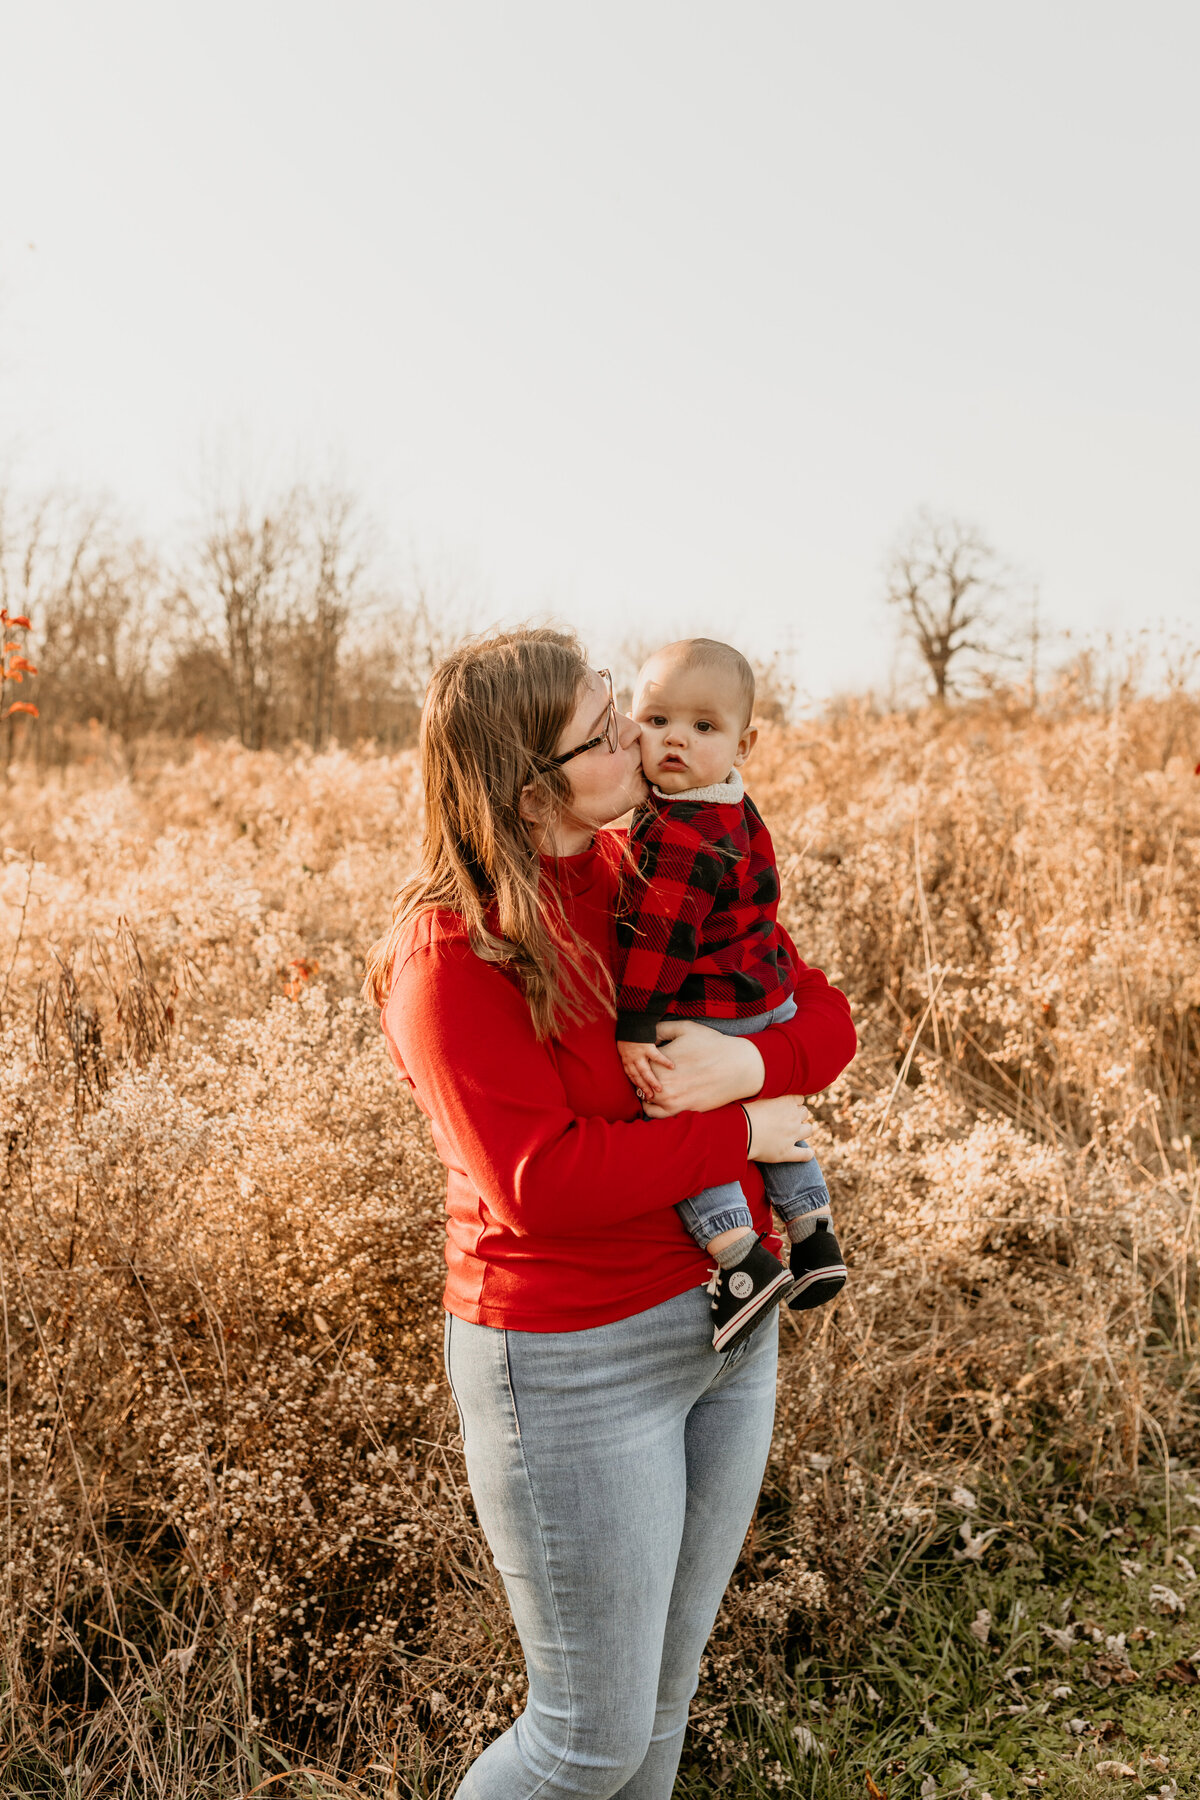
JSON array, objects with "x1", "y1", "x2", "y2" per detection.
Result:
[
  {"x1": 641, "y1": 1019, "x2": 765, "y2": 1117},
  {"x1": 742, "y1": 1095, "x2": 815, "y2": 1163}
]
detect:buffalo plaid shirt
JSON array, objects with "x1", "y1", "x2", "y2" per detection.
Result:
[{"x1": 614, "y1": 769, "x2": 796, "y2": 1043}]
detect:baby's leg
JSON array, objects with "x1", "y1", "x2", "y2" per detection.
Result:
[
  {"x1": 676, "y1": 1185, "x2": 755, "y2": 1263},
  {"x1": 760, "y1": 1154, "x2": 846, "y2": 1312},
  {"x1": 718, "y1": 995, "x2": 832, "y2": 1243},
  {"x1": 675, "y1": 1017, "x2": 771, "y2": 1264},
  {"x1": 761, "y1": 1147, "x2": 831, "y2": 1240},
  {"x1": 675, "y1": 1187, "x2": 794, "y2": 1352}
]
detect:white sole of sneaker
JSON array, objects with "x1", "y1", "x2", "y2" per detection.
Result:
[
  {"x1": 711, "y1": 1268, "x2": 796, "y2": 1352},
  {"x1": 790, "y1": 1262, "x2": 848, "y2": 1298},
  {"x1": 791, "y1": 1267, "x2": 849, "y2": 1296}
]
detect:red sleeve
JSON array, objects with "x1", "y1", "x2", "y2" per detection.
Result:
[
  {"x1": 386, "y1": 936, "x2": 750, "y2": 1238},
  {"x1": 755, "y1": 933, "x2": 857, "y2": 1097}
]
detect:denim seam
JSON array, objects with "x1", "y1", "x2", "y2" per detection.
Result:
[
  {"x1": 503, "y1": 1346, "x2": 578, "y2": 1798},
  {"x1": 443, "y1": 1314, "x2": 466, "y2": 1444},
  {"x1": 500, "y1": 1331, "x2": 521, "y2": 1440}
]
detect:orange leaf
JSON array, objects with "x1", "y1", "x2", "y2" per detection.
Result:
[
  {"x1": 865, "y1": 1777, "x2": 887, "y2": 1800},
  {"x1": 5, "y1": 701, "x2": 38, "y2": 717},
  {"x1": 6, "y1": 657, "x2": 36, "y2": 675},
  {"x1": 8, "y1": 615, "x2": 31, "y2": 630}
]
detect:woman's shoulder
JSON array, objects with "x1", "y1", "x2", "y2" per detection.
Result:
[
  {"x1": 386, "y1": 833, "x2": 624, "y2": 1001},
  {"x1": 391, "y1": 906, "x2": 473, "y2": 980},
  {"x1": 389, "y1": 906, "x2": 534, "y2": 1002},
  {"x1": 382, "y1": 908, "x2": 526, "y2": 1058}
]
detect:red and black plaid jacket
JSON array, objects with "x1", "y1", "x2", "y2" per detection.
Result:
[{"x1": 614, "y1": 781, "x2": 796, "y2": 1043}]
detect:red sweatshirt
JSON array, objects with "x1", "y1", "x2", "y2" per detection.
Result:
[{"x1": 381, "y1": 830, "x2": 856, "y2": 1332}]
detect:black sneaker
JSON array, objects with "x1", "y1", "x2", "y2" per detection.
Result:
[
  {"x1": 787, "y1": 1219, "x2": 848, "y2": 1310},
  {"x1": 708, "y1": 1240, "x2": 796, "y2": 1352}
]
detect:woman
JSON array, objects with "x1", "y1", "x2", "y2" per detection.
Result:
[{"x1": 365, "y1": 628, "x2": 855, "y2": 1798}]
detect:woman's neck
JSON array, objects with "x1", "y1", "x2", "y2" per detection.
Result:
[{"x1": 528, "y1": 817, "x2": 595, "y2": 858}]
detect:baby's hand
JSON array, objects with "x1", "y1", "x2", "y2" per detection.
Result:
[{"x1": 618, "y1": 1039, "x2": 676, "y2": 1098}]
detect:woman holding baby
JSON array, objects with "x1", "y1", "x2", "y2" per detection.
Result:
[{"x1": 366, "y1": 628, "x2": 855, "y2": 1798}]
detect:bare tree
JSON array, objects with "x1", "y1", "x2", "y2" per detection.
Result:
[
  {"x1": 197, "y1": 494, "x2": 301, "y2": 750},
  {"x1": 885, "y1": 510, "x2": 1010, "y2": 704},
  {"x1": 332, "y1": 568, "x2": 478, "y2": 747},
  {"x1": 34, "y1": 536, "x2": 165, "y2": 741},
  {"x1": 156, "y1": 639, "x2": 238, "y2": 739},
  {"x1": 751, "y1": 649, "x2": 798, "y2": 723},
  {"x1": 0, "y1": 476, "x2": 483, "y2": 758},
  {"x1": 291, "y1": 488, "x2": 367, "y2": 751},
  {"x1": 0, "y1": 488, "x2": 172, "y2": 762},
  {"x1": 0, "y1": 488, "x2": 92, "y2": 638},
  {"x1": 190, "y1": 485, "x2": 376, "y2": 751}
]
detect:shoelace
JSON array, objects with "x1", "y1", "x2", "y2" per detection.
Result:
[{"x1": 705, "y1": 1266, "x2": 722, "y2": 1299}]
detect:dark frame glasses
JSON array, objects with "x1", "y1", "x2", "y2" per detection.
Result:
[{"x1": 547, "y1": 669, "x2": 619, "y2": 766}]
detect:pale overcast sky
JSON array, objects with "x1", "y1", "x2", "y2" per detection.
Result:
[{"x1": 1, "y1": 1, "x2": 1197, "y2": 701}]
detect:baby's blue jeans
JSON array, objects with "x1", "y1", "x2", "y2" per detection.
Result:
[
  {"x1": 444, "y1": 1284, "x2": 778, "y2": 1797},
  {"x1": 674, "y1": 994, "x2": 831, "y2": 1246}
]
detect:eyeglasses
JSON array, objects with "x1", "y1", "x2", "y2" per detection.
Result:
[{"x1": 548, "y1": 670, "x2": 619, "y2": 766}]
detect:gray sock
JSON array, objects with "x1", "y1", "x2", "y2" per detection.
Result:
[
  {"x1": 713, "y1": 1229, "x2": 757, "y2": 1268},
  {"x1": 787, "y1": 1204, "x2": 832, "y2": 1245}
]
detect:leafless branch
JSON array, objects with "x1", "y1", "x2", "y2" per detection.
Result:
[{"x1": 884, "y1": 508, "x2": 1011, "y2": 703}]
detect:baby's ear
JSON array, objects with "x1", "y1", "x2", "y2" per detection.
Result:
[{"x1": 733, "y1": 724, "x2": 758, "y2": 767}]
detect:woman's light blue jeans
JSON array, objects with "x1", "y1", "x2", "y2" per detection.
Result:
[
  {"x1": 675, "y1": 995, "x2": 831, "y2": 1246},
  {"x1": 444, "y1": 1282, "x2": 778, "y2": 1797}
]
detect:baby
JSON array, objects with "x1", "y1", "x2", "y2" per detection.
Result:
[{"x1": 615, "y1": 638, "x2": 847, "y2": 1352}]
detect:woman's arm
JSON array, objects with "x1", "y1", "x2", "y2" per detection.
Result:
[
  {"x1": 644, "y1": 956, "x2": 857, "y2": 1117},
  {"x1": 639, "y1": 1022, "x2": 765, "y2": 1117},
  {"x1": 757, "y1": 956, "x2": 857, "y2": 1097},
  {"x1": 385, "y1": 937, "x2": 749, "y2": 1237}
]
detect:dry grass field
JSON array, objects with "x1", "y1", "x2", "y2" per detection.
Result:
[{"x1": 2, "y1": 691, "x2": 1199, "y2": 1799}]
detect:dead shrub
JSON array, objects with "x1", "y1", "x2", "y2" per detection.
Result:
[{"x1": 0, "y1": 695, "x2": 1197, "y2": 1786}]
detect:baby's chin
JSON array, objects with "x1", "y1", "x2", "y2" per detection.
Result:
[{"x1": 644, "y1": 764, "x2": 694, "y2": 793}]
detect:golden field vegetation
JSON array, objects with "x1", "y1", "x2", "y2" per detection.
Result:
[{"x1": 1, "y1": 690, "x2": 1199, "y2": 1796}]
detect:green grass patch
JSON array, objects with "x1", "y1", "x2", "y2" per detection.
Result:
[
  {"x1": 6, "y1": 1471, "x2": 1198, "y2": 1798},
  {"x1": 676, "y1": 1468, "x2": 1200, "y2": 1799}
]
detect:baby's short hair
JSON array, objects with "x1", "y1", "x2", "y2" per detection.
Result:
[{"x1": 649, "y1": 638, "x2": 756, "y2": 727}]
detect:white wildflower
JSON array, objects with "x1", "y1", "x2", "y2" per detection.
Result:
[
  {"x1": 954, "y1": 1521, "x2": 1001, "y2": 1562},
  {"x1": 968, "y1": 1607, "x2": 991, "y2": 1644}
]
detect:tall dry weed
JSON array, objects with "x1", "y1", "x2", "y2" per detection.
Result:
[{"x1": 0, "y1": 698, "x2": 1197, "y2": 1787}]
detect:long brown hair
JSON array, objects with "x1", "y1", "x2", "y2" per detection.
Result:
[{"x1": 362, "y1": 627, "x2": 615, "y2": 1037}]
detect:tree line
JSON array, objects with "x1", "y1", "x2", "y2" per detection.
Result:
[
  {"x1": 0, "y1": 483, "x2": 472, "y2": 765},
  {"x1": 0, "y1": 482, "x2": 1135, "y2": 766}
]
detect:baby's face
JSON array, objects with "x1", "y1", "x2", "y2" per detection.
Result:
[{"x1": 632, "y1": 656, "x2": 754, "y2": 795}]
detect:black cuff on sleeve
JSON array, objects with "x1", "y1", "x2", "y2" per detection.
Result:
[{"x1": 615, "y1": 1010, "x2": 664, "y2": 1044}]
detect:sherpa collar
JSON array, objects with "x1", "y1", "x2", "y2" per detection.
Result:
[{"x1": 652, "y1": 767, "x2": 744, "y2": 806}]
